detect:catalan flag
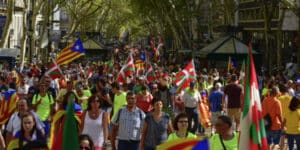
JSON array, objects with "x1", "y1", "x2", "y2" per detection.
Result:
[
  {"x1": 157, "y1": 138, "x2": 210, "y2": 150},
  {"x1": 198, "y1": 97, "x2": 211, "y2": 128},
  {"x1": 227, "y1": 56, "x2": 236, "y2": 72},
  {"x1": 55, "y1": 39, "x2": 85, "y2": 65},
  {"x1": 0, "y1": 89, "x2": 18, "y2": 125}
]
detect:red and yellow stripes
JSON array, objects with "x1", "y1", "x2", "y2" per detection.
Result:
[
  {"x1": 0, "y1": 91, "x2": 18, "y2": 125},
  {"x1": 55, "y1": 45, "x2": 84, "y2": 65}
]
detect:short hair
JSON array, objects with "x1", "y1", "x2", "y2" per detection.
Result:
[
  {"x1": 289, "y1": 96, "x2": 300, "y2": 111},
  {"x1": 152, "y1": 97, "x2": 163, "y2": 106},
  {"x1": 173, "y1": 113, "x2": 191, "y2": 131},
  {"x1": 141, "y1": 85, "x2": 147, "y2": 91},
  {"x1": 270, "y1": 86, "x2": 279, "y2": 96},
  {"x1": 217, "y1": 115, "x2": 232, "y2": 127},
  {"x1": 230, "y1": 74, "x2": 238, "y2": 82},
  {"x1": 278, "y1": 83, "x2": 288, "y2": 93},
  {"x1": 111, "y1": 82, "x2": 121, "y2": 90},
  {"x1": 79, "y1": 134, "x2": 94, "y2": 150},
  {"x1": 126, "y1": 91, "x2": 135, "y2": 98}
]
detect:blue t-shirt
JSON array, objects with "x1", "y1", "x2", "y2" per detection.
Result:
[{"x1": 208, "y1": 90, "x2": 223, "y2": 112}]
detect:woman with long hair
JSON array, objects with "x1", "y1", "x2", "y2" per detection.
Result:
[
  {"x1": 81, "y1": 94, "x2": 108, "y2": 150},
  {"x1": 79, "y1": 134, "x2": 95, "y2": 150},
  {"x1": 7, "y1": 112, "x2": 47, "y2": 150},
  {"x1": 140, "y1": 98, "x2": 173, "y2": 150},
  {"x1": 283, "y1": 96, "x2": 300, "y2": 150}
]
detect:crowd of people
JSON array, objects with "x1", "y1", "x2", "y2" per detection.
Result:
[{"x1": 0, "y1": 57, "x2": 299, "y2": 150}]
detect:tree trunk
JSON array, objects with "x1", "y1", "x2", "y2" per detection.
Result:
[
  {"x1": 0, "y1": 0, "x2": 14, "y2": 48},
  {"x1": 298, "y1": 10, "x2": 300, "y2": 73},
  {"x1": 29, "y1": 0, "x2": 45, "y2": 61},
  {"x1": 276, "y1": 9, "x2": 285, "y2": 69},
  {"x1": 263, "y1": 21, "x2": 270, "y2": 71},
  {"x1": 20, "y1": 0, "x2": 28, "y2": 69}
]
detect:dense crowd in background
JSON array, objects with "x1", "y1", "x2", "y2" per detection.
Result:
[{"x1": 0, "y1": 54, "x2": 299, "y2": 150}]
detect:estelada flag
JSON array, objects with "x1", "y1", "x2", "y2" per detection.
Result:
[
  {"x1": 55, "y1": 39, "x2": 85, "y2": 65},
  {"x1": 0, "y1": 89, "x2": 18, "y2": 124},
  {"x1": 157, "y1": 138, "x2": 210, "y2": 150}
]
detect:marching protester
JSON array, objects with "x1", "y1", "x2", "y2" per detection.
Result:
[
  {"x1": 262, "y1": 86, "x2": 283, "y2": 150},
  {"x1": 1, "y1": 35, "x2": 300, "y2": 150},
  {"x1": 167, "y1": 112, "x2": 196, "y2": 141},
  {"x1": 210, "y1": 115, "x2": 238, "y2": 150},
  {"x1": 7, "y1": 112, "x2": 47, "y2": 150},
  {"x1": 81, "y1": 94, "x2": 109, "y2": 150},
  {"x1": 6, "y1": 98, "x2": 44, "y2": 145},
  {"x1": 140, "y1": 98, "x2": 173, "y2": 150},
  {"x1": 223, "y1": 74, "x2": 243, "y2": 132},
  {"x1": 283, "y1": 96, "x2": 300, "y2": 150},
  {"x1": 31, "y1": 82, "x2": 55, "y2": 136},
  {"x1": 183, "y1": 81, "x2": 201, "y2": 134},
  {"x1": 111, "y1": 91, "x2": 145, "y2": 150}
]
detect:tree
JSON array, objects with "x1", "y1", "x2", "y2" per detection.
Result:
[
  {"x1": 0, "y1": 0, "x2": 14, "y2": 48},
  {"x1": 280, "y1": 0, "x2": 300, "y2": 73}
]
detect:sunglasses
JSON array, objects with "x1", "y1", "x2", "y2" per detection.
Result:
[{"x1": 80, "y1": 146, "x2": 90, "y2": 150}]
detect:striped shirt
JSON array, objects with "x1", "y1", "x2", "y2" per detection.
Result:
[{"x1": 112, "y1": 107, "x2": 145, "y2": 141}]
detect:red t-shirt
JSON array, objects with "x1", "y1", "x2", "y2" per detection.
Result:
[{"x1": 136, "y1": 92, "x2": 153, "y2": 112}]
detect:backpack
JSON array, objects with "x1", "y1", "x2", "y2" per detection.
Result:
[
  {"x1": 263, "y1": 114, "x2": 272, "y2": 130},
  {"x1": 115, "y1": 107, "x2": 144, "y2": 123},
  {"x1": 263, "y1": 102, "x2": 276, "y2": 130}
]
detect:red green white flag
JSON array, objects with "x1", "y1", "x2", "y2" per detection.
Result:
[
  {"x1": 173, "y1": 60, "x2": 197, "y2": 91},
  {"x1": 145, "y1": 63, "x2": 156, "y2": 83},
  {"x1": 116, "y1": 54, "x2": 135, "y2": 83},
  {"x1": 44, "y1": 59, "x2": 62, "y2": 80},
  {"x1": 239, "y1": 43, "x2": 268, "y2": 150}
]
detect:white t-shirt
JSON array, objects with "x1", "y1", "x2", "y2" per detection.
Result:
[
  {"x1": 17, "y1": 84, "x2": 29, "y2": 95},
  {"x1": 183, "y1": 90, "x2": 201, "y2": 108},
  {"x1": 6, "y1": 111, "x2": 45, "y2": 136}
]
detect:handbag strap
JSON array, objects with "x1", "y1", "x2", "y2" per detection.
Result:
[{"x1": 219, "y1": 134, "x2": 227, "y2": 150}]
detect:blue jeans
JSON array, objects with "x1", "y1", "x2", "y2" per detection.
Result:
[
  {"x1": 266, "y1": 130, "x2": 282, "y2": 145},
  {"x1": 286, "y1": 134, "x2": 300, "y2": 150},
  {"x1": 118, "y1": 140, "x2": 140, "y2": 150},
  {"x1": 43, "y1": 121, "x2": 50, "y2": 136}
]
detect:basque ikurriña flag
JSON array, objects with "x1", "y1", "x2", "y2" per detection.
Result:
[
  {"x1": 239, "y1": 43, "x2": 268, "y2": 150},
  {"x1": 173, "y1": 60, "x2": 197, "y2": 91},
  {"x1": 55, "y1": 39, "x2": 85, "y2": 65},
  {"x1": 44, "y1": 60, "x2": 62, "y2": 80},
  {"x1": 116, "y1": 54, "x2": 135, "y2": 84}
]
